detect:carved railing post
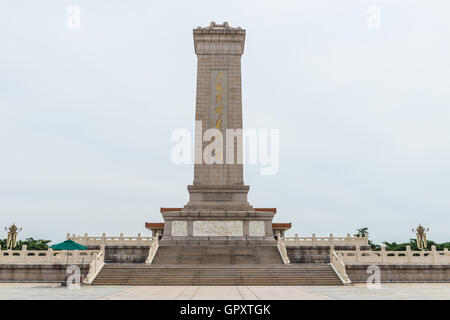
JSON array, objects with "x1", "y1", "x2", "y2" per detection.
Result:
[
  {"x1": 48, "y1": 248, "x2": 53, "y2": 263},
  {"x1": 431, "y1": 245, "x2": 438, "y2": 264},
  {"x1": 73, "y1": 250, "x2": 80, "y2": 264},
  {"x1": 406, "y1": 245, "x2": 412, "y2": 264},
  {"x1": 381, "y1": 245, "x2": 386, "y2": 264},
  {"x1": 21, "y1": 245, "x2": 27, "y2": 263},
  {"x1": 137, "y1": 233, "x2": 142, "y2": 244},
  {"x1": 329, "y1": 233, "x2": 334, "y2": 246},
  {"x1": 312, "y1": 233, "x2": 317, "y2": 246},
  {"x1": 355, "y1": 245, "x2": 360, "y2": 263}
]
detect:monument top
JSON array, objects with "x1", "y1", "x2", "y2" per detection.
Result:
[
  {"x1": 194, "y1": 21, "x2": 245, "y2": 33},
  {"x1": 193, "y1": 21, "x2": 245, "y2": 55}
]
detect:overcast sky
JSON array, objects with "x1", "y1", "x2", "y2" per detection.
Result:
[{"x1": 1, "y1": 1, "x2": 449, "y2": 244}]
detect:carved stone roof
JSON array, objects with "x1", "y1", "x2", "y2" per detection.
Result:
[
  {"x1": 193, "y1": 22, "x2": 245, "y2": 55},
  {"x1": 194, "y1": 21, "x2": 244, "y2": 33}
]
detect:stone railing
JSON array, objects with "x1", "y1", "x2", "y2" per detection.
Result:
[
  {"x1": 283, "y1": 233, "x2": 369, "y2": 247},
  {"x1": 67, "y1": 233, "x2": 155, "y2": 246},
  {"x1": 330, "y1": 247, "x2": 352, "y2": 285},
  {"x1": 336, "y1": 246, "x2": 450, "y2": 265},
  {"x1": 277, "y1": 233, "x2": 290, "y2": 264},
  {"x1": 83, "y1": 244, "x2": 105, "y2": 284},
  {"x1": 145, "y1": 236, "x2": 159, "y2": 265},
  {"x1": 0, "y1": 245, "x2": 100, "y2": 264}
]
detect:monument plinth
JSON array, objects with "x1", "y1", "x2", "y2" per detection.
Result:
[{"x1": 155, "y1": 22, "x2": 278, "y2": 245}]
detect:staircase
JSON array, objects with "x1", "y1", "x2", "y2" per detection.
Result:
[
  {"x1": 90, "y1": 244, "x2": 346, "y2": 286},
  {"x1": 92, "y1": 264, "x2": 342, "y2": 286},
  {"x1": 152, "y1": 245, "x2": 283, "y2": 265}
]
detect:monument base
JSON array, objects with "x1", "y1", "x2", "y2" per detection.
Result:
[
  {"x1": 184, "y1": 185, "x2": 253, "y2": 211},
  {"x1": 160, "y1": 209, "x2": 276, "y2": 246}
]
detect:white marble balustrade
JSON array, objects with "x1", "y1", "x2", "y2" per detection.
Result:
[
  {"x1": 0, "y1": 245, "x2": 100, "y2": 264},
  {"x1": 67, "y1": 233, "x2": 155, "y2": 246},
  {"x1": 282, "y1": 233, "x2": 369, "y2": 247},
  {"x1": 336, "y1": 246, "x2": 450, "y2": 265}
]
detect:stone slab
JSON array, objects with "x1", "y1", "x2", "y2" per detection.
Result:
[{"x1": 2, "y1": 283, "x2": 450, "y2": 300}]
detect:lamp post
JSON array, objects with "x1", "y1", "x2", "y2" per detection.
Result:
[
  {"x1": 5, "y1": 223, "x2": 22, "y2": 250},
  {"x1": 412, "y1": 224, "x2": 430, "y2": 251}
]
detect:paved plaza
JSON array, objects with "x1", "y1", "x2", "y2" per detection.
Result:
[{"x1": 0, "y1": 283, "x2": 449, "y2": 300}]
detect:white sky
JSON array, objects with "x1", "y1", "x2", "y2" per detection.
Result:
[{"x1": 1, "y1": 1, "x2": 449, "y2": 244}]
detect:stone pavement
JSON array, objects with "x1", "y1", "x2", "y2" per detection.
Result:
[{"x1": 0, "y1": 283, "x2": 449, "y2": 300}]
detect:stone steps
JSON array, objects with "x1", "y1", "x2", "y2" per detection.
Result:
[
  {"x1": 92, "y1": 264, "x2": 342, "y2": 286},
  {"x1": 152, "y1": 245, "x2": 283, "y2": 265}
]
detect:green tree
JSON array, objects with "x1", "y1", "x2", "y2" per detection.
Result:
[
  {"x1": 1, "y1": 237, "x2": 51, "y2": 250},
  {"x1": 382, "y1": 239, "x2": 417, "y2": 251},
  {"x1": 354, "y1": 227, "x2": 369, "y2": 238},
  {"x1": 354, "y1": 227, "x2": 379, "y2": 250}
]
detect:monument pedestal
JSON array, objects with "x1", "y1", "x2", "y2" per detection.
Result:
[
  {"x1": 184, "y1": 185, "x2": 253, "y2": 211},
  {"x1": 160, "y1": 209, "x2": 276, "y2": 246}
]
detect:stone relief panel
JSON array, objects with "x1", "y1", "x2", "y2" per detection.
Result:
[
  {"x1": 196, "y1": 42, "x2": 243, "y2": 55},
  {"x1": 249, "y1": 221, "x2": 266, "y2": 237},
  {"x1": 193, "y1": 221, "x2": 243, "y2": 237},
  {"x1": 171, "y1": 220, "x2": 187, "y2": 237}
]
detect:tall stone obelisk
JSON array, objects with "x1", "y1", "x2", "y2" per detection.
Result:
[
  {"x1": 160, "y1": 22, "x2": 275, "y2": 244},
  {"x1": 185, "y1": 21, "x2": 252, "y2": 211}
]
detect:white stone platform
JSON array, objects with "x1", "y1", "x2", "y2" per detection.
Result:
[{"x1": 0, "y1": 283, "x2": 449, "y2": 300}]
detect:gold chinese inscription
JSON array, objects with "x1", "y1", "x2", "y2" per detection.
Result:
[
  {"x1": 214, "y1": 72, "x2": 225, "y2": 131},
  {"x1": 210, "y1": 70, "x2": 227, "y2": 162}
]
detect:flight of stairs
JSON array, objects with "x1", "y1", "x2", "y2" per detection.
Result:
[
  {"x1": 92, "y1": 264, "x2": 342, "y2": 286},
  {"x1": 91, "y1": 245, "x2": 344, "y2": 286},
  {"x1": 152, "y1": 245, "x2": 283, "y2": 265}
]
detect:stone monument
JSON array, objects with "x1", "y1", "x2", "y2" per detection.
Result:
[{"x1": 157, "y1": 22, "x2": 278, "y2": 246}]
